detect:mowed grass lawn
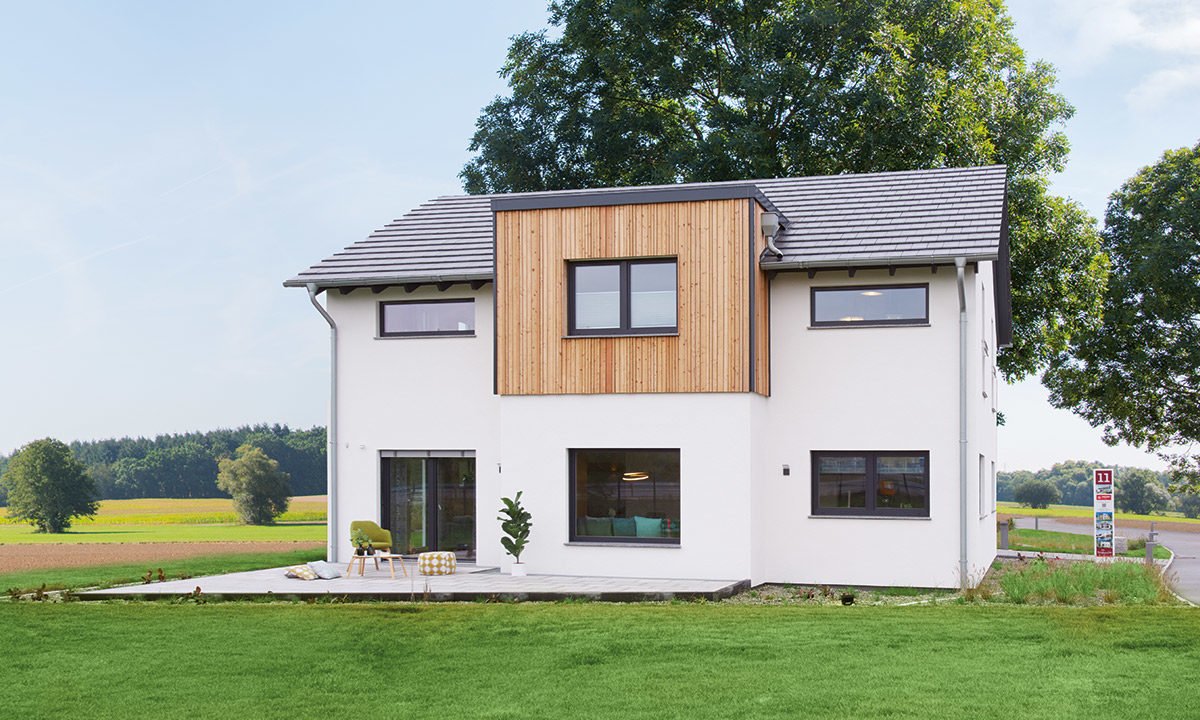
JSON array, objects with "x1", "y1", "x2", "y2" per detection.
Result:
[
  {"x1": 1006, "y1": 528, "x2": 1172, "y2": 559},
  {"x1": 2, "y1": 603, "x2": 1198, "y2": 719},
  {"x1": 0, "y1": 495, "x2": 328, "y2": 543},
  {"x1": 998, "y1": 501, "x2": 1200, "y2": 526}
]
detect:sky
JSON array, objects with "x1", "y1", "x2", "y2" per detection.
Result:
[{"x1": 1, "y1": 1, "x2": 1197, "y2": 473}]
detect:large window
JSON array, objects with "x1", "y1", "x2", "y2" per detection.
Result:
[
  {"x1": 570, "y1": 449, "x2": 681, "y2": 544},
  {"x1": 812, "y1": 451, "x2": 929, "y2": 517},
  {"x1": 379, "y1": 299, "x2": 474, "y2": 337},
  {"x1": 811, "y1": 284, "x2": 928, "y2": 327},
  {"x1": 568, "y1": 259, "x2": 677, "y2": 336}
]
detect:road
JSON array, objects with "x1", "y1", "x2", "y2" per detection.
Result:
[{"x1": 1012, "y1": 516, "x2": 1200, "y2": 605}]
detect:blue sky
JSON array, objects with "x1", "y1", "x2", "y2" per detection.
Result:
[{"x1": 2, "y1": 1, "x2": 1197, "y2": 472}]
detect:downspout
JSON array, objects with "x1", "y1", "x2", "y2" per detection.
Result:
[
  {"x1": 307, "y1": 283, "x2": 338, "y2": 563},
  {"x1": 955, "y1": 258, "x2": 968, "y2": 587}
]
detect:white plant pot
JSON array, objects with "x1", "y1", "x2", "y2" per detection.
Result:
[{"x1": 510, "y1": 562, "x2": 527, "y2": 577}]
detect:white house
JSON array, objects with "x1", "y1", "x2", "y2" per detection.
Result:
[{"x1": 286, "y1": 165, "x2": 1007, "y2": 588}]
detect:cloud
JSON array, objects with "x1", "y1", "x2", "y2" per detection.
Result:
[
  {"x1": 1042, "y1": 0, "x2": 1200, "y2": 65},
  {"x1": 1126, "y1": 63, "x2": 1200, "y2": 109}
]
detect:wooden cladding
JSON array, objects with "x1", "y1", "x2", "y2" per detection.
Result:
[{"x1": 495, "y1": 198, "x2": 770, "y2": 396}]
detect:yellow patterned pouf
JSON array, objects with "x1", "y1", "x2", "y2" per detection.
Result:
[{"x1": 417, "y1": 551, "x2": 457, "y2": 576}]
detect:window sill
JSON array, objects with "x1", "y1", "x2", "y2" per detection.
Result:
[
  {"x1": 807, "y1": 515, "x2": 931, "y2": 521},
  {"x1": 564, "y1": 541, "x2": 681, "y2": 548},
  {"x1": 807, "y1": 323, "x2": 930, "y2": 330},
  {"x1": 564, "y1": 332, "x2": 679, "y2": 340},
  {"x1": 375, "y1": 333, "x2": 476, "y2": 340}
]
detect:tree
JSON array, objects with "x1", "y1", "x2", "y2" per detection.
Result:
[
  {"x1": 0, "y1": 439, "x2": 98, "y2": 533},
  {"x1": 216, "y1": 444, "x2": 291, "y2": 525},
  {"x1": 1180, "y1": 494, "x2": 1200, "y2": 520},
  {"x1": 1044, "y1": 142, "x2": 1200, "y2": 488},
  {"x1": 1115, "y1": 469, "x2": 1171, "y2": 516},
  {"x1": 1013, "y1": 478, "x2": 1060, "y2": 509},
  {"x1": 462, "y1": 0, "x2": 1108, "y2": 378}
]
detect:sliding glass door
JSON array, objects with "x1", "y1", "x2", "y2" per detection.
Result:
[{"x1": 381, "y1": 455, "x2": 475, "y2": 559}]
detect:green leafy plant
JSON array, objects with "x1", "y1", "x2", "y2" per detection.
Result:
[
  {"x1": 351, "y1": 528, "x2": 370, "y2": 555},
  {"x1": 497, "y1": 491, "x2": 533, "y2": 563}
]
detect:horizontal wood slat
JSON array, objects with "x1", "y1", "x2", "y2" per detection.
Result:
[{"x1": 496, "y1": 199, "x2": 769, "y2": 395}]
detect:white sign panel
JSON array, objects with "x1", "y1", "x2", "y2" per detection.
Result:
[{"x1": 1094, "y1": 468, "x2": 1115, "y2": 558}]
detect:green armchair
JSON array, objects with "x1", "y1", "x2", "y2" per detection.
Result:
[{"x1": 349, "y1": 520, "x2": 393, "y2": 552}]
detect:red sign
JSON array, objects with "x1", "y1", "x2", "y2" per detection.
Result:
[{"x1": 1094, "y1": 469, "x2": 1115, "y2": 558}]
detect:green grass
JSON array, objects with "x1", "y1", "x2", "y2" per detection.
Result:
[
  {"x1": 0, "y1": 521, "x2": 326, "y2": 544},
  {"x1": 1006, "y1": 528, "x2": 1171, "y2": 559},
  {"x1": 998, "y1": 501, "x2": 1200, "y2": 526},
  {"x1": 0, "y1": 548, "x2": 326, "y2": 595},
  {"x1": 994, "y1": 559, "x2": 1174, "y2": 605},
  {"x1": 1, "y1": 603, "x2": 1197, "y2": 719}
]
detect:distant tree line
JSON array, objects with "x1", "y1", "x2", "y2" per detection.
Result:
[
  {"x1": 0, "y1": 425, "x2": 325, "y2": 503},
  {"x1": 999, "y1": 460, "x2": 1195, "y2": 517}
]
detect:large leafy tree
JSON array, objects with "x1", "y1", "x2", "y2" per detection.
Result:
[
  {"x1": 462, "y1": 0, "x2": 1107, "y2": 377},
  {"x1": 216, "y1": 444, "x2": 292, "y2": 525},
  {"x1": 1044, "y1": 142, "x2": 1200, "y2": 487},
  {"x1": 1, "y1": 438, "x2": 99, "y2": 533}
]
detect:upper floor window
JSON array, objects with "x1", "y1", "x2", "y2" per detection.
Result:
[
  {"x1": 568, "y1": 259, "x2": 677, "y2": 336},
  {"x1": 811, "y1": 284, "x2": 928, "y2": 327},
  {"x1": 379, "y1": 299, "x2": 474, "y2": 337}
]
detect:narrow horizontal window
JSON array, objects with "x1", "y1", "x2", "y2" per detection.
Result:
[
  {"x1": 570, "y1": 449, "x2": 681, "y2": 545},
  {"x1": 812, "y1": 451, "x2": 929, "y2": 517},
  {"x1": 568, "y1": 259, "x2": 677, "y2": 336},
  {"x1": 379, "y1": 300, "x2": 474, "y2": 337},
  {"x1": 811, "y1": 285, "x2": 928, "y2": 326}
]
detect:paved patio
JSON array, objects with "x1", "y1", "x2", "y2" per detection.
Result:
[{"x1": 78, "y1": 562, "x2": 749, "y2": 602}]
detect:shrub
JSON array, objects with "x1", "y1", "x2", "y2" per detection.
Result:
[{"x1": 1014, "y1": 479, "x2": 1061, "y2": 508}]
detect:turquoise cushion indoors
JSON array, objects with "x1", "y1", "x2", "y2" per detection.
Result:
[
  {"x1": 612, "y1": 517, "x2": 637, "y2": 536},
  {"x1": 584, "y1": 516, "x2": 613, "y2": 536},
  {"x1": 634, "y1": 516, "x2": 663, "y2": 537}
]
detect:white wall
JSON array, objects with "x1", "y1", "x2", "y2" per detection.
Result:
[
  {"x1": 758, "y1": 267, "x2": 995, "y2": 588},
  {"x1": 326, "y1": 285, "x2": 499, "y2": 563}
]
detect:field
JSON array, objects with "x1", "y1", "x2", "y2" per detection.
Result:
[
  {"x1": 0, "y1": 496, "x2": 327, "y2": 591},
  {"x1": 998, "y1": 501, "x2": 1200, "y2": 528},
  {"x1": 2, "y1": 603, "x2": 1197, "y2": 719}
]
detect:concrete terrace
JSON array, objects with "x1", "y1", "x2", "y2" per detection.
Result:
[{"x1": 79, "y1": 563, "x2": 748, "y2": 602}]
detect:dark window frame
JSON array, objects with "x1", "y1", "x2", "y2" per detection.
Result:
[
  {"x1": 810, "y1": 283, "x2": 930, "y2": 327},
  {"x1": 378, "y1": 298, "x2": 475, "y2": 338},
  {"x1": 811, "y1": 450, "x2": 930, "y2": 518},
  {"x1": 567, "y1": 258, "x2": 678, "y2": 336},
  {"x1": 568, "y1": 447, "x2": 682, "y2": 545}
]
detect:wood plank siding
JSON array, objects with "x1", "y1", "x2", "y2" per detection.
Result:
[{"x1": 495, "y1": 198, "x2": 770, "y2": 396}]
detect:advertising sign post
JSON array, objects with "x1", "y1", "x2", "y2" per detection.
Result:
[{"x1": 1094, "y1": 469, "x2": 1115, "y2": 559}]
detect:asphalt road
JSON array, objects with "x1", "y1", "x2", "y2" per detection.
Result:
[{"x1": 1012, "y1": 516, "x2": 1200, "y2": 605}]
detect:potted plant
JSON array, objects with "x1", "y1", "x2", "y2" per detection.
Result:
[
  {"x1": 352, "y1": 528, "x2": 370, "y2": 556},
  {"x1": 497, "y1": 491, "x2": 533, "y2": 576}
]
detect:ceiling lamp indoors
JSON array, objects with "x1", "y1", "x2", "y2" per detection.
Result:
[
  {"x1": 861, "y1": 291, "x2": 882, "y2": 296},
  {"x1": 839, "y1": 316, "x2": 864, "y2": 322},
  {"x1": 622, "y1": 471, "x2": 649, "y2": 482}
]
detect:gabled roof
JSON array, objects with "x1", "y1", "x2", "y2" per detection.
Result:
[{"x1": 284, "y1": 165, "x2": 1008, "y2": 289}]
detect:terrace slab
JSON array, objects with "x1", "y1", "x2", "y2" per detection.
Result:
[{"x1": 78, "y1": 563, "x2": 748, "y2": 602}]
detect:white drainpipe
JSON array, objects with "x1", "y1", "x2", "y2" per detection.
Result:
[
  {"x1": 306, "y1": 283, "x2": 338, "y2": 563},
  {"x1": 955, "y1": 258, "x2": 968, "y2": 587}
]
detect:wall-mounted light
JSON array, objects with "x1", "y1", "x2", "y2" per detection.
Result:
[{"x1": 760, "y1": 211, "x2": 783, "y2": 259}]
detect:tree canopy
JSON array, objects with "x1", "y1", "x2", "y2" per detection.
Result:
[
  {"x1": 1115, "y1": 468, "x2": 1171, "y2": 516},
  {"x1": 1043, "y1": 142, "x2": 1200, "y2": 487},
  {"x1": 1, "y1": 438, "x2": 99, "y2": 533},
  {"x1": 216, "y1": 444, "x2": 292, "y2": 525},
  {"x1": 1012, "y1": 478, "x2": 1060, "y2": 509},
  {"x1": 462, "y1": 0, "x2": 1107, "y2": 377}
]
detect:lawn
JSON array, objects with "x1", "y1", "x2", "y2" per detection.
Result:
[
  {"x1": 0, "y1": 495, "x2": 327, "y2": 526},
  {"x1": 998, "y1": 501, "x2": 1200, "y2": 526},
  {"x1": 1005, "y1": 528, "x2": 1172, "y2": 559},
  {"x1": 1, "y1": 603, "x2": 1197, "y2": 719},
  {"x1": 0, "y1": 547, "x2": 325, "y2": 595}
]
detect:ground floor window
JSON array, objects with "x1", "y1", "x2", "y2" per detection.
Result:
[
  {"x1": 570, "y1": 449, "x2": 680, "y2": 544},
  {"x1": 380, "y1": 454, "x2": 475, "y2": 558},
  {"x1": 812, "y1": 451, "x2": 929, "y2": 517}
]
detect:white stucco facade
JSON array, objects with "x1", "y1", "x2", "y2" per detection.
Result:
[{"x1": 322, "y1": 265, "x2": 1000, "y2": 588}]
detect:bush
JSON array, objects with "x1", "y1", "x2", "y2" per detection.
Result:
[
  {"x1": 216, "y1": 444, "x2": 291, "y2": 525},
  {"x1": 1180, "y1": 494, "x2": 1200, "y2": 519},
  {"x1": 0, "y1": 439, "x2": 98, "y2": 532},
  {"x1": 1014, "y1": 479, "x2": 1061, "y2": 509}
]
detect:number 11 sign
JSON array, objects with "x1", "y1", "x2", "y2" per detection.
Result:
[{"x1": 1094, "y1": 469, "x2": 1115, "y2": 558}]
